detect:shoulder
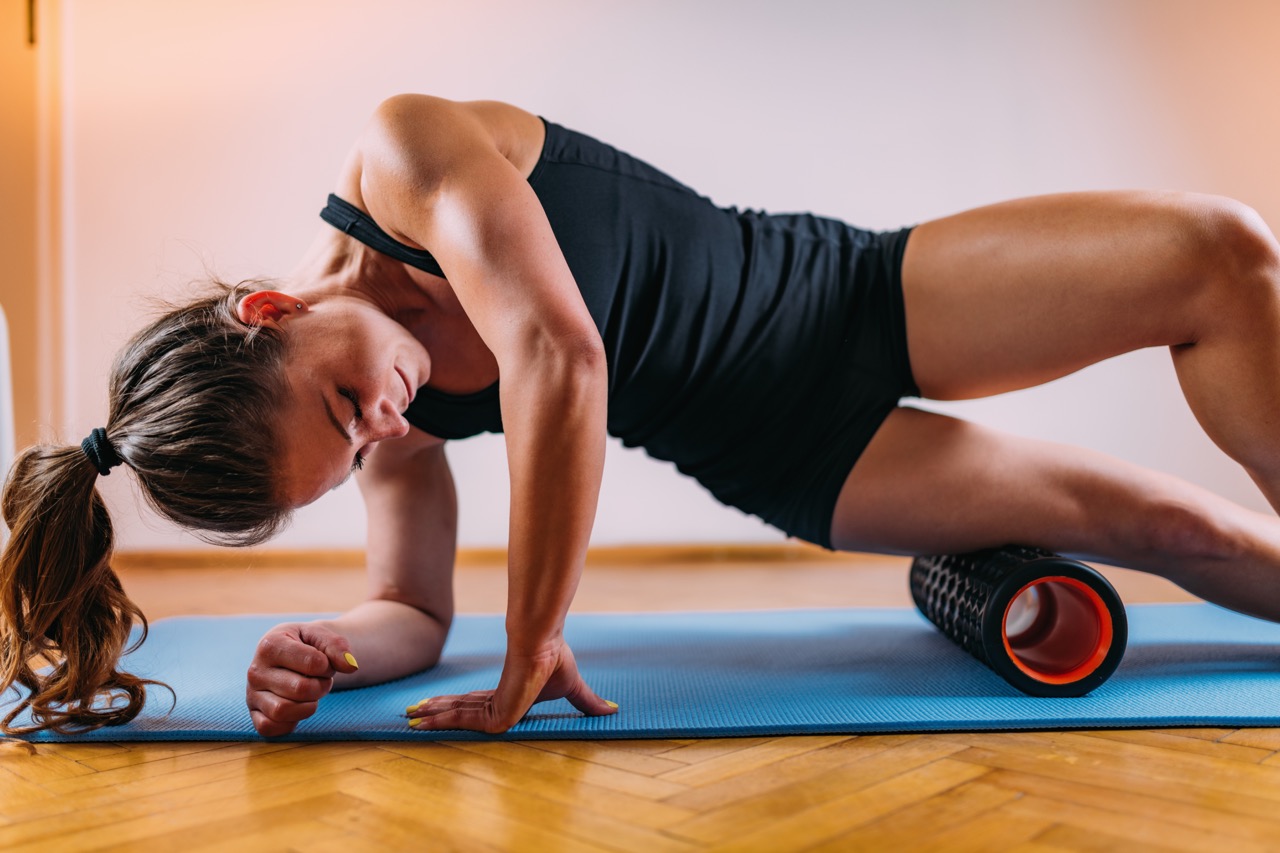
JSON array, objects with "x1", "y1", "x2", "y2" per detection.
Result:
[
  {"x1": 364, "y1": 94, "x2": 480, "y2": 158},
  {"x1": 355, "y1": 95, "x2": 541, "y2": 203}
]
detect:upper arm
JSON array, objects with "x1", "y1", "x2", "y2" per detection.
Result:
[
  {"x1": 357, "y1": 95, "x2": 604, "y2": 365},
  {"x1": 356, "y1": 428, "x2": 457, "y2": 627}
]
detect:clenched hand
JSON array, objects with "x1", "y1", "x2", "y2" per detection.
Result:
[{"x1": 246, "y1": 622, "x2": 359, "y2": 737}]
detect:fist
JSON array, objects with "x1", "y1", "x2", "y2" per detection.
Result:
[{"x1": 245, "y1": 621, "x2": 358, "y2": 737}]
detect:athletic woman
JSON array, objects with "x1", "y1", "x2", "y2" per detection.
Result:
[{"x1": 5, "y1": 95, "x2": 1280, "y2": 737}]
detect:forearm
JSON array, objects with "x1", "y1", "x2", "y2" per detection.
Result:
[
  {"x1": 500, "y1": 348, "x2": 607, "y2": 652},
  {"x1": 314, "y1": 598, "x2": 449, "y2": 689}
]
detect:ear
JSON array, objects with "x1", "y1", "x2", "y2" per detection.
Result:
[{"x1": 236, "y1": 291, "x2": 307, "y2": 326}]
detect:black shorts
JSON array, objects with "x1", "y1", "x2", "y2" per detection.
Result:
[{"x1": 684, "y1": 225, "x2": 919, "y2": 549}]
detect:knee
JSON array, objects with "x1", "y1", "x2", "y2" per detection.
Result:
[{"x1": 1174, "y1": 194, "x2": 1280, "y2": 312}]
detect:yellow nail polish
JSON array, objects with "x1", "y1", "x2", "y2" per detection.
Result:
[
  {"x1": 343, "y1": 652, "x2": 359, "y2": 669},
  {"x1": 405, "y1": 705, "x2": 419, "y2": 715},
  {"x1": 408, "y1": 718, "x2": 421, "y2": 729},
  {"x1": 605, "y1": 700, "x2": 619, "y2": 709}
]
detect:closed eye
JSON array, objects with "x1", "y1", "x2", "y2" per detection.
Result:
[
  {"x1": 337, "y1": 387, "x2": 364, "y2": 474},
  {"x1": 338, "y1": 387, "x2": 363, "y2": 421}
]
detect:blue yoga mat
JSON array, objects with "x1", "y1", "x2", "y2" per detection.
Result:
[{"x1": 7, "y1": 604, "x2": 1280, "y2": 742}]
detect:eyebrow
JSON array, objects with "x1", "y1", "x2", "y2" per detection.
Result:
[{"x1": 321, "y1": 392, "x2": 353, "y2": 445}]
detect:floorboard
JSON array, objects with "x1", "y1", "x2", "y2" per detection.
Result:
[{"x1": 3, "y1": 554, "x2": 1275, "y2": 850}]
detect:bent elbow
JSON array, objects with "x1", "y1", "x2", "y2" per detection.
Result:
[{"x1": 507, "y1": 322, "x2": 606, "y2": 379}]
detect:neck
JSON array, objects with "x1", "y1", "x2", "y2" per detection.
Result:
[{"x1": 288, "y1": 228, "x2": 434, "y2": 320}]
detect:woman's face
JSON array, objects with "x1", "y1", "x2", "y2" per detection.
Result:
[{"x1": 237, "y1": 291, "x2": 432, "y2": 507}]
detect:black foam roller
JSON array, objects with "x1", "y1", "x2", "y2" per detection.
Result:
[{"x1": 910, "y1": 545, "x2": 1128, "y2": 697}]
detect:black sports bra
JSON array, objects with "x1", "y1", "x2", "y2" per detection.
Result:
[
  {"x1": 321, "y1": 193, "x2": 448, "y2": 278},
  {"x1": 319, "y1": 197, "x2": 504, "y2": 437}
]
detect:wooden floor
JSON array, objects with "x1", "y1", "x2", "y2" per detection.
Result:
[{"x1": 4, "y1": 553, "x2": 1280, "y2": 851}]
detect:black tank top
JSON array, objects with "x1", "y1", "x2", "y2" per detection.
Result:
[{"x1": 320, "y1": 118, "x2": 878, "y2": 491}]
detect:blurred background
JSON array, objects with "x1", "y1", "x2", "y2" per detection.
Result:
[{"x1": 4, "y1": 0, "x2": 1280, "y2": 552}]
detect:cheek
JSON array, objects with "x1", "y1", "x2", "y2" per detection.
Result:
[
  {"x1": 277, "y1": 411, "x2": 346, "y2": 505},
  {"x1": 348, "y1": 325, "x2": 384, "y2": 366}
]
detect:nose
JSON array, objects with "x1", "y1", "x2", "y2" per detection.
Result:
[{"x1": 366, "y1": 396, "x2": 410, "y2": 442}]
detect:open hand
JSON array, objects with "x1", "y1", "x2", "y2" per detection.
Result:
[
  {"x1": 406, "y1": 637, "x2": 616, "y2": 734},
  {"x1": 245, "y1": 622, "x2": 359, "y2": 737}
]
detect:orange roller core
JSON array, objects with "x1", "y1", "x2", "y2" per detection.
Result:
[{"x1": 1000, "y1": 576, "x2": 1114, "y2": 685}]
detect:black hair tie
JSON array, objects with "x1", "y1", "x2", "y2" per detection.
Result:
[{"x1": 81, "y1": 427, "x2": 124, "y2": 476}]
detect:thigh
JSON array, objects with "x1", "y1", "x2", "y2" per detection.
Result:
[
  {"x1": 902, "y1": 191, "x2": 1225, "y2": 400},
  {"x1": 828, "y1": 405, "x2": 1246, "y2": 566}
]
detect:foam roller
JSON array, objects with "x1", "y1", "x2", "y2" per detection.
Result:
[{"x1": 910, "y1": 545, "x2": 1128, "y2": 697}]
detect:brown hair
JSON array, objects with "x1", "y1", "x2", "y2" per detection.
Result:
[{"x1": 1, "y1": 281, "x2": 291, "y2": 734}]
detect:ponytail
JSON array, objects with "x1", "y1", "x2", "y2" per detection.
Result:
[
  {"x1": 1, "y1": 280, "x2": 292, "y2": 735},
  {"x1": 0, "y1": 444, "x2": 165, "y2": 735}
]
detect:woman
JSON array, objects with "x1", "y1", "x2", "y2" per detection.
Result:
[{"x1": 5, "y1": 94, "x2": 1280, "y2": 737}]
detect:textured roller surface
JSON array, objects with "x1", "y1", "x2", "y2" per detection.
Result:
[
  {"x1": 910, "y1": 548, "x2": 1047, "y2": 665},
  {"x1": 6, "y1": 604, "x2": 1280, "y2": 742},
  {"x1": 911, "y1": 546, "x2": 1128, "y2": 696}
]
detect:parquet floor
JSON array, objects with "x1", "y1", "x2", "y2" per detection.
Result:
[{"x1": 4, "y1": 554, "x2": 1280, "y2": 851}]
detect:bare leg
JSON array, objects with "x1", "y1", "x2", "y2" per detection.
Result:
[
  {"x1": 831, "y1": 191, "x2": 1280, "y2": 620},
  {"x1": 833, "y1": 408, "x2": 1280, "y2": 621},
  {"x1": 903, "y1": 190, "x2": 1280, "y2": 505}
]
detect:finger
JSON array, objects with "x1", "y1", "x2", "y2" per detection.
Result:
[
  {"x1": 561, "y1": 677, "x2": 620, "y2": 717},
  {"x1": 409, "y1": 703, "x2": 510, "y2": 735},
  {"x1": 297, "y1": 623, "x2": 360, "y2": 674},
  {"x1": 247, "y1": 688, "x2": 321, "y2": 724},
  {"x1": 406, "y1": 693, "x2": 488, "y2": 718},
  {"x1": 247, "y1": 665, "x2": 333, "y2": 703},
  {"x1": 414, "y1": 699, "x2": 491, "y2": 716},
  {"x1": 256, "y1": 630, "x2": 334, "y2": 677},
  {"x1": 535, "y1": 644, "x2": 618, "y2": 717},
  {"x1": 250, "y1": 708, "x2": 297, "y2": 738}
]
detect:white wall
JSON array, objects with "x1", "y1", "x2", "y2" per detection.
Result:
[{"x1": 58, "y1": 0, "x2": 1280, "y2": 550}]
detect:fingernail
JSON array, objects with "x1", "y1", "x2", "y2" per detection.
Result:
[
  {"x1": 408, "y1": 718, "x2": 421, "y2": 729},
  {"x1": 344, "y1": 652, "x2": 359, "y2": 669},
  {"x1": 605, "y1": 700, "x2": 619, "y2": 709},
  {"x1": 405, "y1": 704, "x2": 419, "y2": 715}
]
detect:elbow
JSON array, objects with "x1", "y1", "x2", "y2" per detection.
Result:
[
  {"x1": 416, "y1": 602, "x2": 454, "y2": 637},
  {"x1": 509, "y1": 325, "x2": 606, "y2": 380},
  {"x1": 549, "y1": 338, "x2": 608, "y2": 393},
  {"x1": 546, "y1": 327, "x2": 607, "y2": 368},
  {"x1": 431, "y1": 609, "x2": 455, "y2": 636},
  {"x1": 564, "y1": 335, "x2": 607, "y2": 376},
  {"x1": 368, "y1": 588, "x2": 454, "y2": 635}
]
